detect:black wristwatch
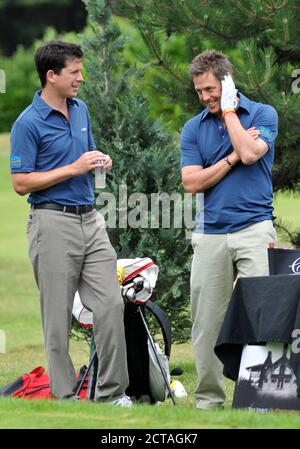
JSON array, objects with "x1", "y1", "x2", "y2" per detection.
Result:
[{"x1": 224, "y1": 156, "x2": 233, "y2": 168}]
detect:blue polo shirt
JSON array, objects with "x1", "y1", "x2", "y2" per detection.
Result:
[
  {"x1": 180, "y1": 92, "x2": 278, "y2": 233},
  {"x1": 10, "y1": 91, "x2": 96, "y2": 205}
]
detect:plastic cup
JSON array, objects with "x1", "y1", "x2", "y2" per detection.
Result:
[{"x1": 95, "y1": 163, "x2": 106, "y2": 189}]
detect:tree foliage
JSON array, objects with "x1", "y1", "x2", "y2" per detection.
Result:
[
  {"x1": 0, "y1": 28, "x2": 81, "y2": 133},
  {"x1": 112, "y1": 0, "x2": 300, "y2": 243},
  {"x1": 0, "y1": 0, "x2": 86, "y2": 56},
  {"x1": 79, "y1": 0, "x2": 193, "y2": 342},
  {"x1": 112, "y1": 1, "x2": 300, "y2": 184},
  {"x1": 0, "y1": 45, "x2": 40, "y2": 132}
]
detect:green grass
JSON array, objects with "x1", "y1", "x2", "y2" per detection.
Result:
[
  {"x1": 1, "y1": 132, "x2": 300, "y2": 428},
  {"x1": 2, "y1": 396, "x2": 300, "y2": 429},
  {"x1": 273, "y1": 191, "x2": 300, "y2": 237}
]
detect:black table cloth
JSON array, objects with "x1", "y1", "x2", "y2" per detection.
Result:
[{"x1": 214, "y1": 275, "x2": 300, "y2": 394}]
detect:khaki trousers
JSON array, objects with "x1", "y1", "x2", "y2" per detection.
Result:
[
  {"x1": 27, "y1": 208, "x2": 129, "y2": 400},
  {"x1": 190, "y1": 220, "x2": 276, "y2": 409}
]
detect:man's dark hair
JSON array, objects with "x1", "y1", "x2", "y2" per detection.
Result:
[
  {"x1": 188, "y1": 49, "x2": 233, "y2": 81},
  {"x1": 34, "y1": 40, "x2": 83, "y2": 87}
]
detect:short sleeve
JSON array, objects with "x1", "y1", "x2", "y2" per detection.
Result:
[
  {"x1": 252, "y1": 105, "x2": 278, "y2": 149},
  {"x1": 10, "y1": 121, "x2": 39, "y2": 173},
  {"x1": 85, "y1": 106, "x2": 96, "y2": 150},
  {"x1": 88, "y1": 126, "x2": 96, "y2": 150},
  {"x1": 180, "y1": 119, "x2": 203, "y2": 168}
]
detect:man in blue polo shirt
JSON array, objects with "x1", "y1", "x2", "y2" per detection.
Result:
[
  {"x1": 180, "y1": 50, "x2": 278, "y2": 410},
  {"x1": 10, "y1": 40, "x2": 132, "y2": 406}
]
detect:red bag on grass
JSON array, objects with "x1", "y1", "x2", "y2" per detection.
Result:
[{"x1": 0, "y1": 366, "x2": 88, "y2": 400}]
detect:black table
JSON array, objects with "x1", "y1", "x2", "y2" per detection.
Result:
[{"x1": 214, "y1": 274, "x2": 300, "y2": 393}]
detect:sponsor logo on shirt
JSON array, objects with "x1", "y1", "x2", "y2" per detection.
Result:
[
  {"x1": 258, "y1": 126, "x2": 273, "y2": 138},
  {"x1": 81, "y1": 127, "x2": 87, "y2": 132},
  {"x1": 10, "y1": 155, "x2": 22, "y2": 169}
]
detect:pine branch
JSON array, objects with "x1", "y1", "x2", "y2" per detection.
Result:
[
  {"x1": 282, "y1": 17, "x2": 289, "y2": 43},
  {"x1": 276, "y1": 91, "x2": 289, "y2": 160},
  {"x1": 265, "y1": 0, "x2": 289, "y2": 13},
  {"x1": 102, "y1": 46, "x2": 109, "y2": 95},
  {"x1": 243, "y1": 46, "x2": 272, "y2": 103},
  {"x1": 234, "y1": 0, "x2": 256, "y2": 18},
  {"x1": 180, "y1": 2, "x2": 233, "y2": 41},
  {"x1": 273, "y1": 220, "x2": 300, "y2": 247},
  {"x1": 139, "y1": 27, "x2": 190, "y2": 87},
  {"x1": 245, "y1": 70, "x2": 271, "y2": 104}
]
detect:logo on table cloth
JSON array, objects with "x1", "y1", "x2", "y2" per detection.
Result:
[
  {"x1": 10, "y1": 155, "x2": 22, "y2": 169},
  {"x1": 289, "y1": 257, "x2": 300, "y2": 274}
]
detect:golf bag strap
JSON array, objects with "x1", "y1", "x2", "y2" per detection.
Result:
[{"x1": 145, "y1": 300, "x2": 172, "y2": 358}]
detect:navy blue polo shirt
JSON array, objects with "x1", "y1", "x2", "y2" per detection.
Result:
[
  {"x1": 180, "y1": 92, "x2": 278, "y2": 233},
  {"x1": 10, "y1": 91, "x2": 96, "y2": 205}
]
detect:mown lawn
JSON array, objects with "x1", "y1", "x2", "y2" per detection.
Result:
[{"x1": 1, "y1": 132, "x2": 300, "y2": 429}]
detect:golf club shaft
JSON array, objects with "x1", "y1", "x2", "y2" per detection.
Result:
[
  {"x1": 138, "y1": 307, "x2": 176, "y2": 406},
  {"x1": 75, "y1": 348, "x2": 97, "y2": 398}
]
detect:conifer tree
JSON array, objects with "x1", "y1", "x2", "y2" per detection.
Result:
[
  {"x1": 113, "y1": 0, "x2": 300, "y2": 244},
  {"x1": 78, "y1": 0, "x2": 193, "y2": 342}
]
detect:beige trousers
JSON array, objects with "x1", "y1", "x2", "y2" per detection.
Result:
[
  {"x1": 27, "y1": 208, "x2": 129, "y2": 400},
  {"x1": 190, "y1": 220, "x2": 276, "y2": 409}
]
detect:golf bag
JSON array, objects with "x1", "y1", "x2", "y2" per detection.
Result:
[
  {"x1": 72, "y1": 257, "x2": 175, "y2": 404},
  {"x1": 0, "y1": 365, "x2": 89, "y2": 400}
]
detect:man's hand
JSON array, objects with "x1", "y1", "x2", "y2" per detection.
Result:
[
  {"x1": 221, "y1": 74, "x2": 238, "y2": 111},
  {"x1": 71, "y1": 151, "x2": 112, "y2": 176},
  {"x1": 100, "y1": 153, "x2": 112, "y2": 171},
  {"x1": 246, "y1": 127, "x2": 260, "y2": 140}
]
